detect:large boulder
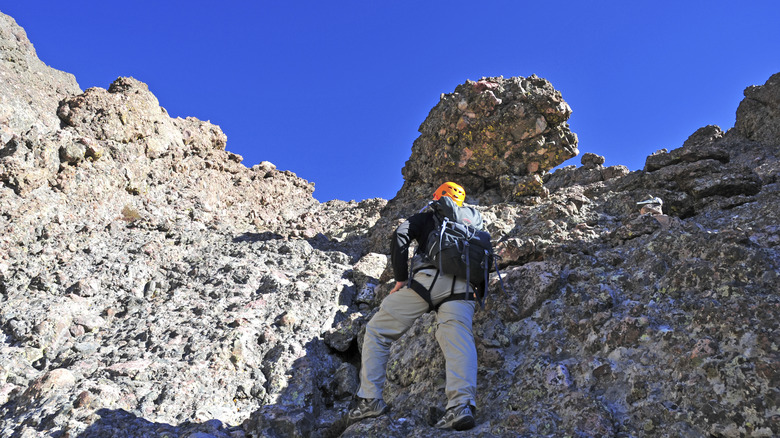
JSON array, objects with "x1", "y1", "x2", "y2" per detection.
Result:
[{"x1": 401, "y1": 75, "x2": 578, "y2": 202}]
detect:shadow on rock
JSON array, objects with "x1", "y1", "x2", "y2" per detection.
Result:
[
  {"x1": 233, "y1": 232, "x2": 285, "y2": 243},
  {"x1": 242, "y1": 338, "x2": 359, "y2": 438},
  {"x1": 305, "y1": 233, "x2": 372, "y2": 265},
  {"x1": 76, "y1": 409, "x2": 239, "y2": 438}
]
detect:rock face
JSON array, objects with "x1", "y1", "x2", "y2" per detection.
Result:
[
  {"x1": 1, "y1": 11, "x2": 779, "y2": 438},
  {"x1": 736, "y1": 72, "x2": 780, "y2": 146},
  {"x1": 0, "y1": 13, "x2": 81, "y2": 144}
]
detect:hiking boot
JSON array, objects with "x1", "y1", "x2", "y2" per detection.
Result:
[
  {"x1": 348, "y1": 397, "x2": 388, "y2": 422},
  {"x1": 434, "y1": 404, "x2": 476, "y2": 431}
]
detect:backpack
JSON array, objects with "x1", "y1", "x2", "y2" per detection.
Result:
[
  {"x1": 426, "y1": 196, "x2": 492, "y2": 288},
  {"x1": 412, "y1": 196, "x2": 504, "y2": 310}
]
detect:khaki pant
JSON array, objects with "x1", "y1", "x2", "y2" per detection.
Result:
[{"x1": 357, "y1": 268, "x2": 477, "y2": 409}]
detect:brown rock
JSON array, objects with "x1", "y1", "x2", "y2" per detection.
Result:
[{"x1": 400, "y1": 75, "x2": 578, "y2": 201}]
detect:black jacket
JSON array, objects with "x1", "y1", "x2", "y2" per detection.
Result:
[{"x1": 390, "y1": 211, "x2": 437, "y2": 282}]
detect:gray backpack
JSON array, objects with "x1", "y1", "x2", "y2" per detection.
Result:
[
  {"x1": 426, "y1": 196, "x2": 493, "y2": 289},
  {"x1": 409, "y1": 196, "x2": 507, "y2": 311}
]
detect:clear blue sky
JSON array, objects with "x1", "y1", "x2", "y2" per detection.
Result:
[{"x1": 3, "y1": 1, "x2": 779, "y2": 202}]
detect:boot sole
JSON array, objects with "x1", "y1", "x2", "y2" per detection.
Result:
[
  {"x1": 435, "y1": 414, "x2": 475, "y2": 430},
  {"x1": 348, "y1": 406, "x2": 388, "y2": 422},
  {"x1": 453, "y1": 415, "x2": 475, "y2": 431}
]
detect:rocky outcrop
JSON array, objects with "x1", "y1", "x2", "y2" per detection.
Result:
[
  {"x1": 0, "y1": 13, "x2": 81, "y2": 144},
  {"x1": 544, "y1": 152, "x2": 630, "y2": 192},
  {"x1": 1, "y1": 10, "x2": 779, "y2": 438},
  {"x1": 400, "y1": 75, "x2": 578, "y2": 202},
  {"x1": 735, "y1": 72, "x2": 780, "y2": 147},
  {"x1": 0, "y1": 11, "x2": 387, "y2": 436}
]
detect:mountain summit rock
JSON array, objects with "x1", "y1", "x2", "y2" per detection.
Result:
[{"x1": 401, "y1": 75, "x2": 578, "y2": 200}]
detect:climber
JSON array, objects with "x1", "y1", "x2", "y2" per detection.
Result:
[
  {"x1": 636, "y1": 195, "x2": 677, "y2": 229},
  {"x1": 637, "y1": 196, "x2": 663, "y2": 215},
  {"x1": 348, "y1": 182, "x2": 478, "y2": 431}
]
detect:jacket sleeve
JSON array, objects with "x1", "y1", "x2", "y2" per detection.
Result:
[{"x1": 390, "y1": 213, "x2": 428, "y2": 282}]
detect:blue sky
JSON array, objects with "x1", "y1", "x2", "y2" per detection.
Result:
[{"x1": 3, "y1": 1, "x2": 779, "y2": 202}]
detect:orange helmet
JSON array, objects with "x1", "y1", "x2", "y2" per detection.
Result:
[{"x1": 432, "y1": 182, "x2": 466, "y2": 207}]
